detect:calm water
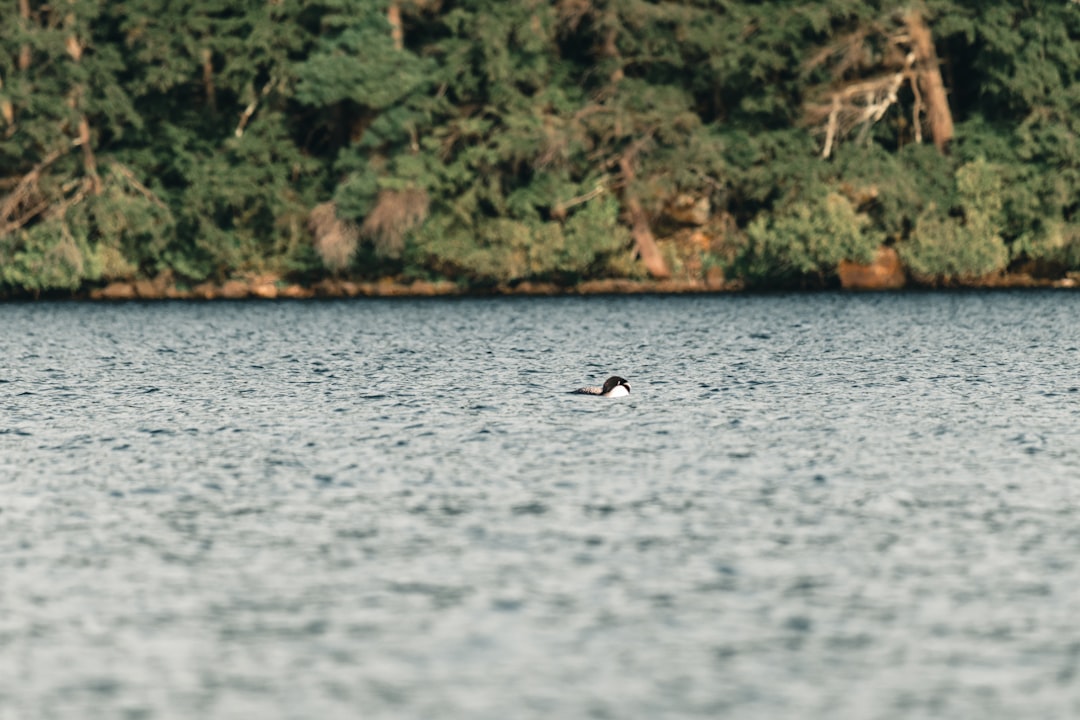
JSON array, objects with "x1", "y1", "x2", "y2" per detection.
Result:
[{"x1": 2, "y1": 292, "x2": 1080, "y2": 719}]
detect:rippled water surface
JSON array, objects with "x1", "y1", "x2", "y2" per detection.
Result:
[{"x1": 3, "y1": 292, "x2": 1080, "y2": 719}]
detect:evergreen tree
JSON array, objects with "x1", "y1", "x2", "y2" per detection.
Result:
[{"x1": 1, "y1": 0, "x2": 1078, "y2": 294}]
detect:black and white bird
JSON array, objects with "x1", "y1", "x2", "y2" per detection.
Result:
[{"x1": 572, "y1": 376, "x2": 631, "y2": 397}]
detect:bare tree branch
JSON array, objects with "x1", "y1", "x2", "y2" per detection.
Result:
[{"x1": 235, "y1": 79, "x2": 274, "y2": 138}]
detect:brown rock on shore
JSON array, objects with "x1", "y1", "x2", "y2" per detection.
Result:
[
  {"x1": 339, "y1": 281, "x2": 364, "y2": 297},
  {"x1": 132, "y1": 271, "x2": 175, "y2": 299},
  {"x1": 408, "y1": 280, "x2": 439, "y2": 296},
  {"x1": 312, "y1": 277, "x2": 344, "y2": 297},
  {"x1": 576, "y1": 279, "x2": 646, "y2": 294},
  {"x1": 653, "y1": 278, "x2": 708, "y2": 293},
  {"x1": 92, "y1": 281, "x2": 137, "y2": 300},
  {"x1": 375, "y1": 278, "x2": 417, "y2": 297},
  {"x1": 249, "y1": 281, "x2": 278, "y2": 299},
  {"x1": 705, "y1": 266, "x2": 725, "y2": 290},
  {"x1": 191, "y1": 281, "x2": 218, "y2": 300},
  {"x1": 278, "y1": 284, "x2": 314, "y2": 299},
  {"x1": 68, "y1": 267, "x2": 1080, "y2": 302},
  {"x1": 219, "y1": 280, "x2": 250, "y2": 299},
  {"x1": 132, "y1": 279, "x2": 158, "y2": 298},
  {"x1": 513, "y1": 281, "x2": 561, "y2": 295},
  {"x1": 164, "y1": 286, "x2": 192, "y2": 299},
  {"x1": 837, "y1": 246, "x2": 906, "y2": 291}
]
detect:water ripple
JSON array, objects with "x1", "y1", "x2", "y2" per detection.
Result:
[{"x1": 2, "y1": 293, "x2": 1080, "y2": 719}]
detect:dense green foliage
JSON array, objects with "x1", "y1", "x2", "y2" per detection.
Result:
[{"x1": 1, "y1": 1, "x2": 1078, "y2": 294}]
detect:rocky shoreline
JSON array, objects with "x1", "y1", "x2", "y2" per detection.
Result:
[
  {"x1": 81, "y1": 274, "x2": 1077, "y2": 302},
  {"x1": 84, "y1": 274, "x2": 735, "y2": 301},
  {"x1": 5, "y1": 247, "x2": 1076, "y2": 301}
]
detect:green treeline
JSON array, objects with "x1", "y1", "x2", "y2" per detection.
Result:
[{"x1": 1, "y1": 1, "x2": 1078, "y2": 295}]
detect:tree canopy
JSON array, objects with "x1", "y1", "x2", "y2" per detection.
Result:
[{"x1": 1, "y1": 0, "x2": 1078, "y2": 295}]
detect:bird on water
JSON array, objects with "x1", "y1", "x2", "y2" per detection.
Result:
[{"x1": 572, "y1": 376, "x2": 631, "y2": 397}]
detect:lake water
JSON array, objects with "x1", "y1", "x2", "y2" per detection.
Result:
[{"x1": 2, "y1": 292, "x2": 1080, "y2": 719}]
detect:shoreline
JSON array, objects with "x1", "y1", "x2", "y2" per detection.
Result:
[{"x1": 1, "y1": 271, "x2": 1076, "y2": 302}]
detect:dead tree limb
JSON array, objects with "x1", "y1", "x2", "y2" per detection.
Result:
[
  {"x1": 235, "y1": 79, "x2": 274, "y2": 138},
  {"x1": 808, "y1": 71, "x2": 906, "y2": 158},
  {"x1": 804, "y1": 12, "x2": 954, "y2": 157},
  {"x1": 45, "y1": 176, "x2": 94, "y2": 222},
  {"x1": 110, "y1": 162, "x2": 170, "y2": 209},
  {"x1": 552, "y1": 182, "x2": 609, "y2": 220},
  {"x1": 0, "y1": 149, "x2": 66, "y2": 235}
]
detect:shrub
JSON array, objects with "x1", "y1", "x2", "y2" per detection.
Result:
[
  {"x1": 899, "y1": 159, "x2": 1010, "y2": 282},
  {"x1": 830, "y1": 143, "x2": 957, "y2": 242},
  {"x1": 0, "y1": 164, "x2": 174, "y2": 293},
  {"x1": 411, "y1": 195, "x2": 634, "y2": 284},
  {"x1": 736, "y1": 191, "x2": 881, "y2": 286},
  {"x1": 1012, "y1": 222, "x2": 1080, "y2": 272}
]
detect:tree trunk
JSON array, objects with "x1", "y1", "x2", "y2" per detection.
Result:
[
  {"x1": 65, "y1": 14, "x2": 101, "y2": 193},
  {"x1": 0, "y1": 87, "x2": 10, "y2": 128},
  {"x1": 202, "y1": 48, "x2": 217, "y2": 112},
  {"x1": 600, "y1": 12, "x2": 667, "y2": 278},
  {"x1": 602, "y1": 26, "x2": 623, "y2": 83},
  {"x1": 18, "y1": 0, "x2": 31, "y2": 70},
  {"x1": 388, "y1": 1, "x2": 403, "y2": 51},
  {"x1": 3, "y1": 0, "x2": 33, "y2": 130},
  {"x1": 905, "y1": 10, "x2": 953, "y2": 154},
  {"x1": 76, "y1": 115, "x2": 100, "y2": 192},
  {"x1": 618, "y1": 155, "x2": 670, "y2": 279}
]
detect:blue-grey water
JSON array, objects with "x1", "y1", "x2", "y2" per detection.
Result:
[{"x1": 2, "y1": 292, "x2": 1080, "y2": 719}]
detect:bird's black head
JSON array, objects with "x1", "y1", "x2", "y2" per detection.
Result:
[{"x1": 602, "y1": 376, "x2": 630, "y2": 394}]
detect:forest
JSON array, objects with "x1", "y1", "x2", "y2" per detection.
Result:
[{"x1": 1, "y1": 1, "x2": 1078, "y2": 298}]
